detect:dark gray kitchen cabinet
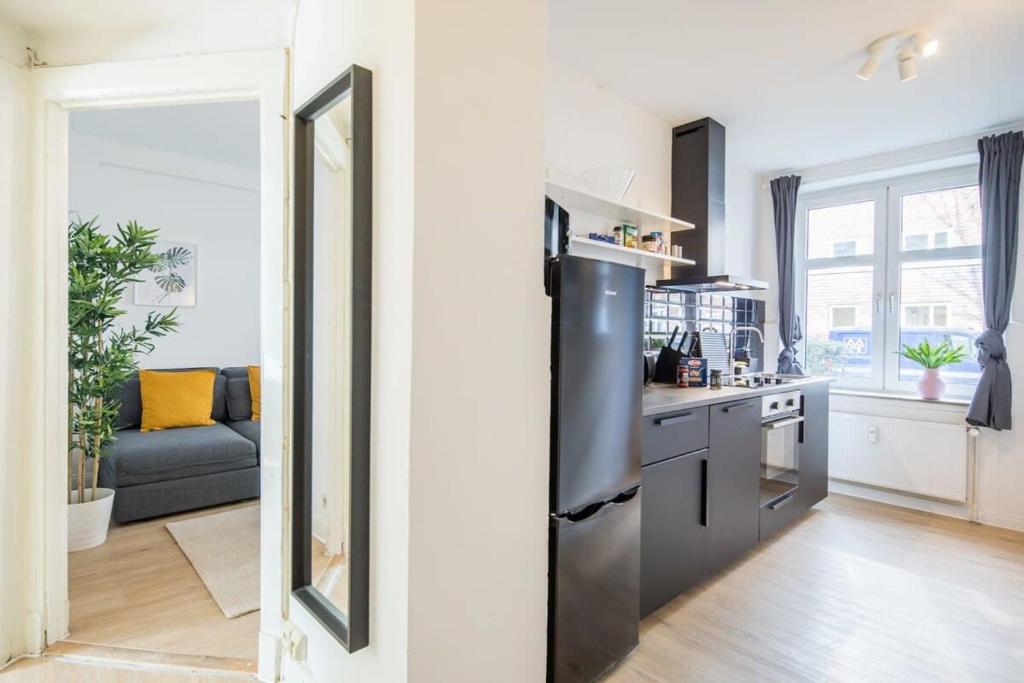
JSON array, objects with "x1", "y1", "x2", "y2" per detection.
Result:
[
  {"x1": 706, "y1": 398, "x2": 761, "y2": 574},
  {"x1": 800, "y1": 383, "x2": 830, "y2": 508},
  {"x1": 640, "y1": 449, "x2": 708, "y2": 618}
]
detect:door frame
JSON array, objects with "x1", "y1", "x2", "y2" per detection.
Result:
[{"x1": 31, "y1": 49, "x2": 291, "y2": 681}]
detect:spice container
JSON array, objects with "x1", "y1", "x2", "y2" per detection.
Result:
[
  {"x1": 709, "y1": 369, "x2": 723, "y2": 390},
  {"x1": 641, "y1": 235, "x2": 658, "y2": 253},
  {"x1": 650, "y1": 231, "x2": 664, "y2": 254},
  {"x1": 612, "y1": 226, "x2": 623, "y2": 245},
  {"x1": 622, "y1": 224, "x2": 639, "y2": 249},
  {"x1": 676, "y1": 362, "x2": 690, "y2": 388}
]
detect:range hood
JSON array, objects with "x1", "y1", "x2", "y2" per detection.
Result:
[{"x1": 658, "y1": 117, "x2": 767, "y2": 293}]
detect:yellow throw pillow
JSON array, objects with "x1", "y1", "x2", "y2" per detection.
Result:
[
  {"x1": 248, "y1": 365, "x2": 261, "y2": 422},
  {"x1": 139, "y1": 369, "x2": 217, "y2": 432}
]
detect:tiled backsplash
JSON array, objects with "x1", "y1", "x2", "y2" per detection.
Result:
[{"x1": 644, "y1": 289, "x2": 767, "y2": 372}]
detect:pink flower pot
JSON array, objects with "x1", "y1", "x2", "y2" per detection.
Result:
[{"x1": 917, "y1": 368, "x2": 946, "y2": 400}]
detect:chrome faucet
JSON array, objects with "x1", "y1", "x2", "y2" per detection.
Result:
[{"x1": 730, "y1": 326, "x2": 765, "y2": 376}]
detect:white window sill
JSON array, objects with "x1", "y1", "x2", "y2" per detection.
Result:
[{"x1": 830, "y1": 388, "x2": 970, "y2": 407}]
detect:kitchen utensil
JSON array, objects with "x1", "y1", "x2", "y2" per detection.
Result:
[{"x1": 654, "y1": 326, "x2": 684, "y2": 384}]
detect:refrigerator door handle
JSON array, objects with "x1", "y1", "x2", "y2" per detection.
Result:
[
  {"x1": 608, "y1": 486, "x2": 640, "y2": 506},
  {"x1": 562, "y1": 486, "x2": 641, "y2": 524}
]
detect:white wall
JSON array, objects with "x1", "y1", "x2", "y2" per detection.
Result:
[
  {"x1": 289, "y1": 1, "x2": 548, "y2": 681},
  {"x1": 0, "y1": 32, "x2": 43, "y2": 666},
  {"x1": 68, "y1": 125, "x2": 261, "y2": 369},
  {"x1": 544, "y1": 60, "x2": 762, "y2": 279},
  {"x1": 756, "y1": 127, "x2": 1024, "y2": 532},
  {"x1": 406, "y1": 0, "x2": 548, "y2": 680},
  {"x1": 287, "y1": 0, "x2": 413, "y2": 680},
  {"x1": 545, "y1": 60, "x2": 671, "y2": 214}
]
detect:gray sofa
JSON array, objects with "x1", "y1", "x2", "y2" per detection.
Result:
[{"x1": 100, "y1": 366, "x2": 261, "y2": 523}]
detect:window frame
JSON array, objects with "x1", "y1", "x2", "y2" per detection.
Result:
[
  {"x1": 795, "y1": 166, "x2": 981, "y2": 396},
  {"x1": 795, "y1": 183, "x2": 887, "y2": 389}
]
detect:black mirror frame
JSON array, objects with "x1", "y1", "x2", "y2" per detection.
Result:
[{"x1": 292, "y1": 64, "x2": 372, "y2": 653}]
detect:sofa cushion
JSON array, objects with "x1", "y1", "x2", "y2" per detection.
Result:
[
  {"x1": 225, "y1": 377, "x2": 253, "y2": 421},
  {"x1": 116, "y1": 369, "x2": 226, "y2": 429},
  {"x1": 221, "y1": 366, "x2": 250, "y2": 379},
  {"x1": 100, "y1": 423, "x2": 257, "y2": 487},
  {"x1": 226, "y1": 420, "x2": 261, "y2": 454}
]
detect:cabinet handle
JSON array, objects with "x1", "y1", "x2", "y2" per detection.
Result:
[
  {"x1": 769, "y1": 494, "x2": 795, "y2": 510},
  {"x1": 724, "y1": 401, "x2": 755, "y2": 413},
  {"x1": 656, "y1": 412, "x2": 693, "y2": 426},
  {"x1": 701, "y1": 456, "x2": 710, "y2": 527},
  {"x1": 763, "y1": 416, "x2": 804, "y2": 430}
]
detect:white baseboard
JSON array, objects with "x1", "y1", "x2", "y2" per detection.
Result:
[
  {"x1": 829, "y1": 480, "x2": 970, "y2": 519},
  {"x1": 830, "y1": 479, "x2": 1024, "y2": 533},
  {"x1": 976, "y1": 511, "x2": 1024, "y2": 533}
]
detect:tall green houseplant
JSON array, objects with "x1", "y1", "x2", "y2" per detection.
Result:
[{"x1": 68, "y1": 217, "x2": 180, "y2": 504}]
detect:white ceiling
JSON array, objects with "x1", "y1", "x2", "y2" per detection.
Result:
[
  {"x1": 0, "y1": 0, "x2": 294, "y2": 64},
  {"x1": 70, "y1": 101, "x2": 261, "y2": 169},
  {"x1": 549, "y1": 0, "x2": 1024, "y2": 173}
]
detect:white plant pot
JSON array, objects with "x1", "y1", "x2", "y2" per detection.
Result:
[{"x1": 68, "y1": 488, "x2": 115, "y2": 552}]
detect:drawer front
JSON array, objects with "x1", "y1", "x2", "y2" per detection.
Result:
[
  {"x1": 759, "y1": 489, "x2": 806, "y2": 541},
  {"x1": 643, "y1": 407, "x2": 709, "y2": 466}
]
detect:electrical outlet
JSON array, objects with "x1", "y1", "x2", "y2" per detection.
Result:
[{"x1": 283, "y1": 626, "x2": 308, "y2": 661}]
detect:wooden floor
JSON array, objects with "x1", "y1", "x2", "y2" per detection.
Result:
[
  {"x1": 68, "y1": 501, "x2": 260, "y2": 664},
  {"x1": 311, "y1": 537, "x2": 349, "y2": 612},
  {"x1": 607, "y1": 494, "x2": 1024, "y2": 683},
  {"x1": 0, "y1": 655, "x2": 252, "y2": 683}
]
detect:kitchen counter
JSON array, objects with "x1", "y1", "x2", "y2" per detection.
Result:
[{"x1": 643, "y1": 376, "x2": 836, "y2": 416}]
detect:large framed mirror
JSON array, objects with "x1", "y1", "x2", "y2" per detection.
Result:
[{"x1": 292, "y1": 65, "x2": 371, "y2": 652}]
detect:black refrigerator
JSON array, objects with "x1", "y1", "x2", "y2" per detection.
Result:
[{"x1": 546, "y1": 255, "x2": 643, "y2": 683}]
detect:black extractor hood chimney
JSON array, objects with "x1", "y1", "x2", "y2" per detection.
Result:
[{"x1": 658, "y1": 117, "x2": 767, "y2": 292}]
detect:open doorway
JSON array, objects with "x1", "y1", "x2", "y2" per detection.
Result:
[{"x1": 64, "y1": 101, "x2": 263, "y2": 665}]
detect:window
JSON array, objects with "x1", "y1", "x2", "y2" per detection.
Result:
[
  {"x1": 832, "y1": 240, "x2": 856, "y2": 257},
  {"x1": 830, "y1": 305, "x2": 857, "y2": 328},
  {"x1": 797, "y1": 168, "x2": 983, "y2": 396},
  {"x1": 901, "y1": 303, "x2": 950, "y2": 328}
]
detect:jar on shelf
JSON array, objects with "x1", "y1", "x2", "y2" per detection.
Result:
[
  {"x1": 649, "y1": 231, "x2": 664, "y2": 254},
  {"x1": 622, "y1": 224, "x2": 639, "y2": 249},
  {"x1": 641, "y1": 235, "x2": 658, "y2": 253}
]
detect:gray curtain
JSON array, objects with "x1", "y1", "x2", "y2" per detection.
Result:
[
  {"x1": 967, "y1": 131, "x2": 1023, "y2": 431},
  {"x1": 771, "y1": 175, "x2": 803, "y2": 375}
]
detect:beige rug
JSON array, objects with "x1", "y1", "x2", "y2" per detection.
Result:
[{"x1": 166, "y1": 505, "x2": 260, "y2": 619}]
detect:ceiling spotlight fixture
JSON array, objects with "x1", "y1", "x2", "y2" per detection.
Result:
[
  {"x1": 913, "y1": 33, "x2": 940, "y2": 58},
  {"x1": 897, "y1": 47, "x2": 919, "y2": 82},
  {"x1": 857, "y1": 50, "x2": 881, "y2": 81},
  {"x1": 856, "y1": 29, "x2": 939, "y2": 83}
]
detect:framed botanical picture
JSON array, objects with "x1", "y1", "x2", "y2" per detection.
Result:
[{"x1": 135, "y1": 240, "x2": 197, "y2": 307}]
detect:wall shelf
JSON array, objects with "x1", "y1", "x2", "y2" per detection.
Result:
[
  {"x1": 545, "y1": 181, "x2": 696, "y2": 234},
  {"x1": 569, "y1": 236, "x2": 697, "y2": 266}
]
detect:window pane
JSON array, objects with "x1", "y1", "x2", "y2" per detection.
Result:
[
  {"x1": 901, "y1": 185, "x2": 981, "y2": 251},
  {"x1": 898, "y1": 259, "x2": 983, "y2": 386},
  {"x1": 807, "y1": 201, "x2": 875, "y2": 259},
  {"x1": 805, "y1": 266, "x2": 873, "y2": 379}
]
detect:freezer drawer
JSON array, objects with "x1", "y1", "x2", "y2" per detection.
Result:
[{"x1": 548, "y1": 488, "x2": 641, "y2": 683}]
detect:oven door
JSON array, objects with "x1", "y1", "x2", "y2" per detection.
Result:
[{"x1": 760, "y1": 414, "x2": 803, "y2": 507}]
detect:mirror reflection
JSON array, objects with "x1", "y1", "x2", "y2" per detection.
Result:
[{"x1": 309, "y1": 95, "x2": 353, "y2": 616}]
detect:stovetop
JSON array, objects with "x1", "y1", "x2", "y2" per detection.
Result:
[{"x1": 723, "y1": 372, "x2": 801, "y2": 389}]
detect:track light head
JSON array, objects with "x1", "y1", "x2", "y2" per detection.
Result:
[
  {"x1": 912, "y1": 33, "x2": 939, "y2": 58},
  {"x1": 857, "y1": 54, "x2": 881, "y2": 81},
  {"x1": 898, "y1": 48, "x2": 918, "y2": 82}
]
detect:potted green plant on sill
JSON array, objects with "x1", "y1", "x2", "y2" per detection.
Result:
[
  {"x1": 897, "y1": 339, "x2": 969, "y2": 401},
  {"x1": 68, "y1": 216, "x2": 179, "y2": 551}
]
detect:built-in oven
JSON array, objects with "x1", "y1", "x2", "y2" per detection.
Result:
[{"x1": 760, "y1": 390, "x2": 802, "y2": 508}]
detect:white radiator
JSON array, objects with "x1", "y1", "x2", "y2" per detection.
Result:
[{"x1": 828, "y1": 411, "x2": 968, "y2": 502}]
